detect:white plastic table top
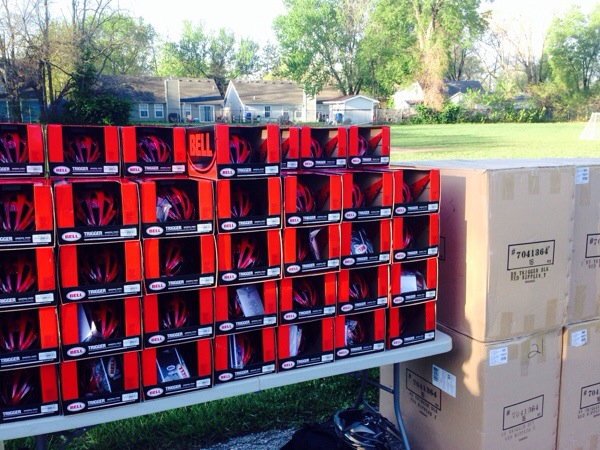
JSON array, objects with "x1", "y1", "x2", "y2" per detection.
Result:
[{"x1": 0, "y1": 331, "x2": 451, "y2": 441}]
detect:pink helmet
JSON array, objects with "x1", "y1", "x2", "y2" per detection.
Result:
[
  {"x1": 79, "y1": 247, "x2": 122, "y2": 285},
  {"x1": 0, "y1": 254, "x2": 36, "y2": 293},
  {"x1": 232, "y1": 236, "x2": 262, "y2": 269},
  {"x1": 0, "y1": 192, "x2": 35, "y2": 231},
  {"x1": 137, "y1": 134, "x2": 171, "y2": 163},
  {"x1": 292, "y1": 278, "x2": 318, "y2": 308},
  {"x1": 65, "y1": 134, "x2": 101, "y2": 163},
  {"x1": 75, "y1": 189, "x2": 118, "y2": 227},
  {"x1": 156, "y1": 186, "x2": 195, "y2": 222},
  {"x1": 0, "y1": 132, "x2": 27, "y2": 163},
  {"x1": 229, "y1": 135, "x2": 252, "y2": 164}
]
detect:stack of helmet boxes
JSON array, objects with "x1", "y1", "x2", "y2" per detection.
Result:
[
  {"x1": 0, "y1": 124, "x2": 60, "y2": 423},
  {"x1": 48, "y1": 124, "x2": 143, "y2": 414},
  {"x1": 381, "y1": 160, "x2": 577, "y2": 450}
]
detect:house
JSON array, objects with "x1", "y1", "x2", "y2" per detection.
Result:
[
  {"x1": 223, "y1": 79, "x2": 342, "y2": 123},
  {"x1": 97, "y1": 75, "x2": 223, "y2": 123},
  {"x1": 0, "y1": 84, "x2": 41, "y2": 123},
  {"x1": 392, "y1": 80, "x2": 484, "y2": 109},
  {"x1": 322, "y1": 95, "x2": 379, "y2": 124}
]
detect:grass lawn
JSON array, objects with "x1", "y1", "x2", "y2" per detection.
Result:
[{"x1": 389, "y1": 122, "x2": 598, "y2": 161}]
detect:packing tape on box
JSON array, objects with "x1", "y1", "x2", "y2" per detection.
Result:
[
  {"x1": 550, "y1": 170, "x2": 562, "y2": 195},
  {"x1": 500, "y1": 312, "x2": 513, "y2": 337},
  {"x1": 500, "y1": 298, "x2": 559, "y2": 339},
  {"x1": 587, "y1": 433, "x2": 598, "y2": 450},
  {"x1": 573, "y1": 285, "x2": 587, "y2": 320},
  {"x1": 545, "y1": 298, "x2": 559, "y2": 329},
  {"x1": 502, "y1": 173, "x2": 514, "y2": 200},
  {"x1": 577, "y1": 182, "x2": 591, "y2": 206},
  {"x1": 528, "y1": 173, "x2": 540, "y2": 195}
]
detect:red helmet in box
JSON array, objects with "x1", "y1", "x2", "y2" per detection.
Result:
[
  {"x1": 229, "y1": 135, "x2": 252, "y2": 164},
  {"x1": 351, "y1": 183, "x2": 365, "y2": 208},
  {"x1": 89, "y1": 302, "x2": 120, "y2": 340},
  {"x1": 137, "y1": 134, "x2": 171, "y2": 163},
  {"x1": 0, "y1": 132, "x2": 27, "y2": 163},
  {"x1": 0, "y1": 311, "x2": 38, "y2": 352},
  {"x1": 357, "y1": 135, "x2": 369, "y2": 156},
  {"x1": 161, "y1": 295, "x2": 190, "y2": 329},
  {"x1": 0, "y1": 192, "x2": 35, "y2": 231},
  {"x1": 0, "y1": 254, "x2": 36, "y2": 293},
  {"x1": 296, "y1": 182, "x2": 316, "y2": 213},
  {"x1": 230, "y1": 187, "x2": 254, "y2": 217},
  {"x1": 75, "y1": 189, "x2": 118, "y2": 227},
  {"x1": 292, "y1": 278, "x2": 318, "y2": 308},
  {"x1": 233, "y1": 235, "x2": 262, "y2": 269},
  {"x1": 156, "y1": 186, "x2": 195, "y2": 222},
  {"x1": 162, "y1": 240, "x2": 185, "y2": 277},
  {"x1": 348, "y1": 271, "x2": 369, "y2": 301},
  {"x1": 80, "y1": 248, "x2": 122, "y2": 285},
  {"x1": 1, "y1": 370, "x2": 34, "y2": 406},
  {"x1": 65, "y1": 134, "x2": 101, "y2": 163}
]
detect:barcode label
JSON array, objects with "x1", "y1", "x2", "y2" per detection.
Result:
[
  {"x1": 571, "y1": 329, "x2": 588, "y2": 347},
  {"x1": 432, "y1": 365, "x2": 456, "y2": 397},
  {"x1": 489, "y1": 347, "x2": 508, "y2": 366}
]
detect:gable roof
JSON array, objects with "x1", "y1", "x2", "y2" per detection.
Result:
[
  {"x1": 322, "y1": 94, "x2": 379, "y2": 105},
  {"x1": 444, "y1": 80, "x2": 484, "y2": 97},
  {"x1": 228, "y1": 79, "x2": 343, "y2": 105}
]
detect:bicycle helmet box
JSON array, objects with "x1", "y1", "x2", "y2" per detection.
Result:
[
  {"x1": 121, "y1": 125, "x2": 186, "y2": 176},
  {"x1": 347, "y1": 125, "x2": 390, "y2": 168},
  {"x1": 299, "y1": 126, "x2": 347, "y2": 170},
  {"x1": 391, "y1": 167, "x2": 440, "y2": 216},
  {"x1": 386, "y1": 300, "x2": 436, "y2": 350},
  {"x1": 217, "y1": 230, "x2": 282, "y2": 286},
  {"x1": 214, "y1": 281, "x2": 277, "y2": 335},
  {"x1": 187, "y1": 124, "x2": 280, "y2": 179},
  {"x1": 392, "y1": 214, "x2": 439, "y2": 262},
  {"x1": 0, "y1": 247, "x2": 57, "y2": 311},
  {"x1": 46, "y1": 124, "x2": 119, "y2": 177},
  {"x1": 0, "y1": 306, "x2": 59, "y2": 369},
  {"x1": 0, "y1": 364, "x2": 59, "y2": 423},
  {"x1": 0, "y1": 123, "x2": 45, "y2": 177},
  {"x1": 213, "y1": 328, "x2": 276, "y2": 383},
  {"x1": 283, "y1": 225, "x2": 340, "y2": 277},
  {"x1": 337, "y1": 266, "x2": 389, "y2": 315},
  {"x1": 283, "y1": 172, "x2": 342, "y2": 227},
  {"x1": 277, "y1": 318, "x2": 334, "y2": 371},
  {"x1": 279, "y1": 273, "x2": 336, "y2": 325},
  {"x1": 340, "y1": 219, "x2": 391, "y2": 269},
  {"x1": 138, "y1": 176, "x2": 214, "y2": 238},
  {"x1": 59, "y1": 297, "x2": 141, "y2": 361},
  {"x1": 215, "y1": 177, "x2": 282, "y2": 233},
  {"x1": 54, "y1": 178, "x2": 139, "y2": 244},
  {"x1": 143, "y1": 289, "x2": 214, "y2": 348},
  {"x1": 0, "y1": 179, "x2": 54, "y2": 249},
  {"x1": 141, "y1": 339, "x2": 212, "y2": 400},
  {"x1": 143, "y1": 235, "x2": 216, "y2": 294},
  {"x1": 58, "y1": 241, "x2": 142, "y2": 302},
  {"x1": 280, "y1": 126, "x2": 300, "y2": 171},
  {"x1": 60, "y1": 352, "x2": 140, "y2": 415},
  {"x1": 334, "y1": 309, "x2": 385, "y2": 360},
  {"x1": 390, "y1": 259, "x2": 437, "y2": 307},
  {"x1": 341, "y1": 170, "x2": 393, "y2": 222}
]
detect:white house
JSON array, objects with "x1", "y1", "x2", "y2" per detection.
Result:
[
  {"x1": 393, "y1": 80, "x2": 484, "y2": 109},
  {"x1": 322, "y1": 95, "x2": 379, "y2": 124}
]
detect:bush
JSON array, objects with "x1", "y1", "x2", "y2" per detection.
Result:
[{"x1": 60, "y1": 93, "x2": 132, "y2": 125}]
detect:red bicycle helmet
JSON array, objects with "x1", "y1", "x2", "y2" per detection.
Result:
[
  {"x1": 156, "y1": 186, "x2": 195, "y2": 222},
  {"x1": 357, "y1": 135, "x2": 369, "y2": 156},
  {"x1": 1, "y1": 370, "x2": 34, "y2": 406},
  {"x1": 351, "y1": 183, "x2": 365, "y2": 208},
  {"x1": 296, "y1": 182, "x2": 316, "y2": 213},
  {"x1": 161, "y1": 295, "x2": 190, "y2": 329},
  {"x1": 231, "y1": 333, "x2": 254, "y2": 369},
  {"x1": 348, "y1": 271, "x2": 369, "y2": 301},
  {"x1": 296, "y1": 233, "x2": 312, "y2": 262},
  {"x1": 79, "y1": 248, "x2": 122, "y2": 285},
  {"x1": 0, "y1": 254, "x2": 36, "y2": 293},
  {"x1": 399, "y1": 224, "x2": 413, "y2": 249},
  {"x1": 229, "y1": 135, "x2": 252, "y2": 164},
  {"x1": 0, "y1": 132, "x2": 27, "y2": 163},
  {"x1": 345, "y1": 317, "x2": 365, "y2": 346},
  {"x1": 230, "y1": 187, "x2": 254, "y2": 217},
  {"x1": 401, "y1": 182, "x2": 412, "y2": 203},
  {"x1": 0, "y1": 192, "x2": 35, "y2": 231},
  {"x1": 0, "y1": 311, "x2": 38, "y2": 352},
  {"x1": 232, "y1": 235, "x2": 262, "y2": 269},
  {"x1": 75, "y1": 189, "x2": 118, "y2": 227},
  {"x1": 79, "y1": 358, "x2": 110, "y2": 396},
  {"x1": 292, "y1": 278, "x2": 318, "y2": 308},
  {"x1": 89, "y1": 303, "x2": 120, "y2": 340},
  {"x1": 401, "y1": 269, "x2": 427, "y2": 292},
  {"x1": 161, "y1": 240, "x2": 185, "y2": 277},
  {"x1": 137, "y1": 134, "x2": 171, "y2": 163},
  {"x1": 308, "y1": 138, "x2": 323, "y2": 158},
  {"x1": 65, "y1": 134, "x2": 101, "y2": 163}
]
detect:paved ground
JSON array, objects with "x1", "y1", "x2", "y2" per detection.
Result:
[{"x1": 197, "y1": 428, "x2": 296, "y2": 450}]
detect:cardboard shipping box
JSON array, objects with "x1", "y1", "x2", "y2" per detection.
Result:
[
  {"x1": 380, "y1": 325, "x2": 562, "y2": 450},
  {"x1": 557, "y1": 319, "x2": 600, "y2": 450},
  {"x1": 570, "y1": 164, "x2": 600, "y2": 324},
  {"x1": 423, "y1": 159, "x2": 574, "y2": 342}
]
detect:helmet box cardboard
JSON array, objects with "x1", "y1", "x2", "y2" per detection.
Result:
[
  {"x1": 187, "y1": 124, "x2": 280, "y2": 179},
  {"x1": 347, "y1": 125, "x2": 390, "y2": 168},
  {"x1": 121, "y1": 126, "x2": 186, "y2": 176},
  {"x1": 392, "y1": 214, "x2": 439, "y2": 262},
  {"x1": 280, "y1": 126, "x2": 300, "y2": 171},
  {"x1": 59, "y1": 297, "x2": 142, "y2": 360},
  {"x1": 141, "y1": 340, "x2": 212, "y2": 399},
  {"x1": 386, "y1": 300, "x2": 436, "y2": 350},
  {"x1": 337, "y1": 266, "x2": 389, "y2": 315},
  {"x1": 216, "y1": 177, "x2": 282, "y2": 233},
  {"x1": 0, "y1": 179, "x2": 54, "y2": 248},
  {"x1": 54, "y1": 178, "x2": 140, "y2": 244},
  {"x1": 138, "y1": 176, "x2": 214, "y2": 238},
  {"x1": 341, "y1": 170, "x2": 393, "y2": 222},
  {"x1": 143, "y1": 289, "x2": 214, "y2": 347},
  {"x1": 143, "y1": 236, "x2": 216, "y2": 293},
  {"x1": 299, "y1": 126, "x2": 347, "y2": 170},
  {"x1": 340, "y1": 219, "x2": 391, "y2": 269},
  {"x1": 58, "y1": 241, "x2": 142, "y2": 302},
  {"x1": 279, "y1": 273, "x2": 336, "y2": 325},
  {"x1": 214, "y1": 281, "x2": 277, "y2": 335},
  {"x1": 0, "y1": 306, "x2": 59, "y2": 369},
  {"x1": 46, "y1": 124, "x2": 119, "y2": 177},
  {"x1": 0, "y1": 123, "x2": 45, "y2": 177},
  {"x1": 283, "y1": 172, "x2": 342, "y2": 227},
  {"x1": 334, "y1": 309, "x2": 385, "y2": 360},
  {"x1": 390, "y1": 259, "x2": 437, "y2": 307},
  {"x1": 277, "y1": 318, "x2": 334, "y2": 371},
  {"x1": 392, "y1": 168, "x2": 440, "y2": 217},
  {"x1": 0, "y1": 247, "x2": 56, "y2": 311},
  {"x1": 282, "y1": 225, "x2": 340, "y2": 277}
]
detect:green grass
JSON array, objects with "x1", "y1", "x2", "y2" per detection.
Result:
[{"x1": 389, "y1": 122, "x2": 598, "y2": 161}]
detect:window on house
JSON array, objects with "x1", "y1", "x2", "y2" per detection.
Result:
[
  {"x1": 139, "y1": 103, "x2": 149, "y2": 118},
  {"x1": 184, "y1": 104, "x2": 192, "y2": 119},
  {"x1": 154, "y1": 104, "x2": 164, "y2": 118},
  {"x1": 264, "y1": 105, "x2": 271, "y2": 118}
]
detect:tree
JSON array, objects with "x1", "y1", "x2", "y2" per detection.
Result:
[
  {"x1": 546, "y1": 5, "x2": 600, "y2": 94},
  {"x1": 207, "y1": 28, "x2": 235, "y2": 96},
  {"x1": 155, "y1": 21, "x2": 209, "y2": 78},
  {"x1": 273, "y1": 0, "x2": 371, "y2": 96},
  {"x1": 231, "y1": 37, "x2": 261, "y2": 80}
]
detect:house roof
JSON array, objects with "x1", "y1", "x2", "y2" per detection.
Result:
[
  {"x1": 228, "y1": 79, "x2": 342, "y2": 105},
  {"x1": 444, "y1": 80, "x2": 484, "y2": 97},
  {"x1": 96, "y1": 76, "x2": 222, "y2": 104},
  {"x1": 322, "y1": 94, "x2": 379, "y2": 105}
]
